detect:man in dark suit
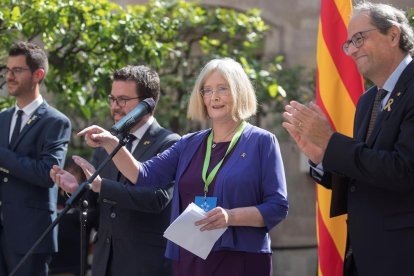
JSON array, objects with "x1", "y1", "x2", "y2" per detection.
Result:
[
  {"x1": 0, "y1": 42, "x2": 71, "y2": 275},
  {"x1": 282, "y1": 2, "x2": 414, "y2": 276},
  {"x1": 51, "y1": 65, "x2": 180, "y2": 275}
]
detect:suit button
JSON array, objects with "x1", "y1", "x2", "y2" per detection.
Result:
[
  {"x1": 106, "y1": 237, "x2": 110, "y2": 244},
  {"x1": 110, "y1": 212, "x2": 116, "y2": 219},
  {"x1": 3, "y1": 177, "x2": 8, "y2": 183},
  {"x1": 350, "y1": 185, "x2": 356, "y2": 192}
]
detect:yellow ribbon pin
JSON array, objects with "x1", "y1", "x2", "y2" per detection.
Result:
[{"x1": 384, "y1": 98, "x2": 394, "y2": 112}]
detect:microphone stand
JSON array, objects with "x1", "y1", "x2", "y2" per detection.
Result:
[
  {"x1": 9, "y1": 133, "x2": 131, "y2": 276},
  {"x1": 80, "y1": 198, "x2": 89, "y2": 276}
]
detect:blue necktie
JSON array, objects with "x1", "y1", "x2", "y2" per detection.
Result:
[{"x1": 9, "y1": 110, "x2": 23, "y2": 147}]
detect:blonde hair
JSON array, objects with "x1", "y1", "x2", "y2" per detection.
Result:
[{"x1": 187, "y1": 58, "x2": 257, "y2": 122}]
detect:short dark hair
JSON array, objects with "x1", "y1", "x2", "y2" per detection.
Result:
[
  {"x1": 9, "y1": 42, "x2": 49, "y2": 82},
  {"x1": 112, "y1": 65, "x2": 160, "y2": 104}
]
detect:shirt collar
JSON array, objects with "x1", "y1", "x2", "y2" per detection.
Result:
[
  {"x1": 130, "y1": 116, "x2": 154, "y2": 140},
  {"x1": 15, "y1": 96, "x2": 44, "y2": 117},
  {"x1": 383, "y1": 54, "x2": 412, "y2": 93}
]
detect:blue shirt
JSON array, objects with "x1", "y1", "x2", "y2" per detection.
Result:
[{"x1": 381, "y1": 54, "x2": 413, "y2": 109}]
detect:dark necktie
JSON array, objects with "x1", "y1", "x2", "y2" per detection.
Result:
[
  {"x1": 366, "y1": 89, "x2": 387, "y2": 142},
  {"x1": 117, "y1": 134, "x2": 137, "y2": 182},
  {"x1": 126, "y1": 134, "x2": 137, "y2": 152},
  {"x1": 9, "y1": 110, "x2": 24, "y2": 147}
]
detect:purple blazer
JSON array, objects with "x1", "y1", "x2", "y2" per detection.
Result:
[{"x1": 137, "y1": 123, "x2": 288, "y2": 260}]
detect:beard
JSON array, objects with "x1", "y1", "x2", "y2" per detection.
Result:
[
  {"x1": 7, "y1": 78, "x2": 35, "y2": 97},
  {"x1": 111, "y1": 110, "x2": 126, "y2": 123}
]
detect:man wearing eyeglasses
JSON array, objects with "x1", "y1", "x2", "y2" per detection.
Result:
[
  {"x1": 283, "y1": 2, "x2": 414, "y2": 276},
  {"x1": 51, "y1": 65, "x2": 180, "y2": 276},
  {"x1": 0, "y1": 42, "x2": 71, "y2": 275}
]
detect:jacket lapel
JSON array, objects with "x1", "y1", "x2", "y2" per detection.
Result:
[
  {"x1": 10, "y1": 102, "x2": 47, "y2": 150},
  {"x1": 132, "y1": 119, "x2": 162, "y2": 160},
  {"x1": 354, "y1": 86, "x2": 376, "y2": 142},
  {"x1": 366, "y1": 60, "x2": 414, "y2": 146}
]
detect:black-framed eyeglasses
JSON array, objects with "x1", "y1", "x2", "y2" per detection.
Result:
[
  {"x1": 108, "y1": 95, "x2": 144, "y2": 107},
  {"x1": 342, "y1": 28, "x2": 378, "y2": 55},
  {"x1": 2, "y1": 67, "x2": 31, "y2": 77},
  {"x1": 200, "y1": 86, "x2": 230, "y2": 97}
]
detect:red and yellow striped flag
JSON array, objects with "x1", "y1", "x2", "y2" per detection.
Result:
[{"x1": 315, "y1": 0, "x2": 364, "y2": 275}]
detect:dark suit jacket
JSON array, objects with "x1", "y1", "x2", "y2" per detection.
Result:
[
  {"x1": 312, "y1": 60, "x2": 414, "y2": 275},
  {"x1": 0, "y1": 102, "x2": 71, "y2": 255},
  {"x1": 90, "y1": 119, "x2": 180, "y2": 276}
]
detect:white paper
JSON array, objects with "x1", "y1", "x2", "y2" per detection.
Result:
[{"x1": 163, "y1": 202, "x2": 227, "y2": 259}]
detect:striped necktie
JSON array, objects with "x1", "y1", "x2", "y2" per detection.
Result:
[{"x1": 366, "y1": 89, "x2": 387, "y2": 142}]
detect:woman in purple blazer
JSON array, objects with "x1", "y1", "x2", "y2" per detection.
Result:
[{"x1": 56, "y1": 58, "x2": 288, "y2": 276}]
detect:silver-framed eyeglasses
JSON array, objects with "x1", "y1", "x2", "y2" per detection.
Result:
[
  {"x1": 342, "y1": 28, "x2": 378, "y2": 55},
  {"x1": 200, "y1": 86, "x2": 230, "y2": 97},
  {"x1": 2, "y1": 67, "x2": 31, "y2": 77},
  {"x1": 108, "y1": 95, "x2": 144, "y2": 107}
]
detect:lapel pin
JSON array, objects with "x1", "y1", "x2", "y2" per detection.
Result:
[
  {"x1": 241, "y1": 153, "x2": 247, "y2": 158},
  {"x1": 384, "y1": 98, "x2": 394, "y2": 112},
  {"x1": 396, "y1": 92, "x2": 401, "y2": 97},
  {"x1": 143, "y1": 140, "x2": 151, "y2": 145},
  {"x1": 27, "y1": 115, "x2": 38, "y2": 125}
]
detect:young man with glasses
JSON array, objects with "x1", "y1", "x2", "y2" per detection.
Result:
[
  {"x1": 0, "y1": 42, "x2": 71, "y2": 275},
  {"x1": 283, "y1": 2, "x2": 414, "y2": 275},
  {"x1": 51, "y1": 65, "x2": 180, "y2": 276}
]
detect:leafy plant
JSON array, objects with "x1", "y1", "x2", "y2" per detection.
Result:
[{"x1": 0, "y1": 0, "x2": 314, "y2": 150}]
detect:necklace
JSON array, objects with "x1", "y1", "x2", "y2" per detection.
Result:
[{"x1": 211, "y1": 125, "x2": 238, "y2": 148}]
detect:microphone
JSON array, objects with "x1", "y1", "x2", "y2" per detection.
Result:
[{"x1": 110, "y1": 98, "x2": 155, "y2": 135}]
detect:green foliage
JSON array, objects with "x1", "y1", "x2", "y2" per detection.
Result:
[
  {"x1": 248, "y1": 56, "x2": 314, "y2": 137},
  {"x1": 0, "y1": 0, "x2": 313, "y2": 146},
  {"x1": 0, "y1": 96, "x2": 14, "y2": 112}
]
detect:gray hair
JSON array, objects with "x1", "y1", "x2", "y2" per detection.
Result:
[
  {"x1": 354, "y1": 2, "x2": 414, "y2": 54},
  {"x1": 187, "y1": 58, "x2": 257, "y2": 123}
]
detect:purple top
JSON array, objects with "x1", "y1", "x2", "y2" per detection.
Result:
[
  {"x1": 173, "y1": 249, "x2": 271, "y2": 276},
  {"x1": 137, "y1": 123, "x2": 289, "y2": 260},
  {"x1": 178, "y1": 139, "x2": 229, "y2": 211},
  {"x1": 175, "y1": 139, "x2": 272, "y2": 275}
]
